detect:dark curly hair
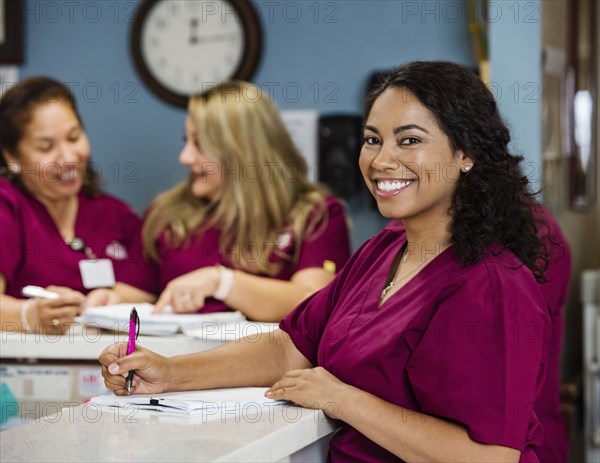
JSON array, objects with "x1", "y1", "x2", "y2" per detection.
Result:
[
  {"x1": 365, "y1": 61, "x2": 549, "y2": 281},
  {"x1": 0, "y1": 76, "x2": 100, "y2": 195}
]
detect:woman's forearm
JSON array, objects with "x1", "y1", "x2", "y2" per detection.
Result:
[
  {"x1": 0, "y1": 293, "x2": 26, "y2": 330},
  {"x1": 112, "y1": 282, "x2": 156, "y2": 304},
  {"x1": 334, "y1": 385, "x2": 520, "y2": 463},
  {"x1": 167, "y1": 329, "x2": 310, "y2": 392},
  {"x1": 224, "y1": 268, "x2": 333, "y2": 322}
]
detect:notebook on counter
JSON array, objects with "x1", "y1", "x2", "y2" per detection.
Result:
[
  {"x1": 91, "y1": 387, "x2": 286, "y2": 416},
  {"x1": 81, "y1": 303, "x2": 245, "y2": 336}
]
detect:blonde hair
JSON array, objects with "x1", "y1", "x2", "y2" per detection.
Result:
[{"x1": 143, "y1": 81, "x2": 330, "y2": 275}]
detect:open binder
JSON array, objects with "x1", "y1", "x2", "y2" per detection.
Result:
[
  {"x1": 91, "y1": 387, "x2": 286, "y2": 415},
  {"x1": 81, "y1": 303, "x2": 245, "y2": 336}
]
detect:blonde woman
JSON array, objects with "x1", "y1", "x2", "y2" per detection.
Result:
[{"x1": 97, "y1": 81, "x2": 351, "y2": 322}]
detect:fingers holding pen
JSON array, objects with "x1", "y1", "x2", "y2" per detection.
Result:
[
  {"x1": 45, "y1": 286, "x2": 86, "y2": 311},
  {"x1": 99, "y1": 341, "x2": 130, "y2": 394},
  {"x1": 99, "y1": 343, "x2": 170, "y2": 396}
]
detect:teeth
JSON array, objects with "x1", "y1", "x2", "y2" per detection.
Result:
[
  {"x1": 59, "y1": 172, "x2": 78, "y2": 181},
  {"x1": 377, "y1": 180, "x2": 412, "y2": 192}
]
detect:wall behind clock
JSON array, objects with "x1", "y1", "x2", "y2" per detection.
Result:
[{"x1": 14, "y1": 0, "x2": 539, "y2": 248}]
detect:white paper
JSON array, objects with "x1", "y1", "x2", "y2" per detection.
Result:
[
  {"x1": 91, "y1": 387, "x2": 286, "y2": 415},
  {"x1": 81, "y1": 303, "x2": 245, "y2": 336},
  {"x1": 280, "y1": 110, "x2": 320, "y2": 182},
  {"x1": 0, "y1": 66, "x2": 19, "y2": 98}
]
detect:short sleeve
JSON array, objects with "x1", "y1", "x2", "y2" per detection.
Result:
[
  {"x1": 279, "y1": 281, "x2": 337, "y2": 365},
  {"x1": 294, "y1": 197, "x2": 351, "y2": 273},
  {"x1": 406, "y1": 263, "x2": 550, "y2": 452},
  {"x1": 280, "y1": 234, "x2": 373, "y2": 365},
  {"x1": 0, "y1": 182, "x2": 22, "y2": 283}
]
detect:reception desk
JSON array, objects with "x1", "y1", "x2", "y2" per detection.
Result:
[
  {"x1": 1, "y1": 323, "x2": 337, "y2": 462},
  {"x1": 1, "y1": 323, "x2": 217, "y2": 423},
  {"x1": 0, "y1": 399, "x2": 337, "y2": 462}
]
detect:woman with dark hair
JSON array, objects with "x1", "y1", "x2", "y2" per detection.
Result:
[
  {"x1": 385, "y1": 206, "x2": 571, "y2": 463},
  {"x1": 100, "y1": 61, "x2": 553, "y2": 462},
  {"x1": 0, "y1": 77, "x2": 154, "y2": 334}
]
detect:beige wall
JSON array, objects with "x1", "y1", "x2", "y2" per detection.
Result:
[{"x1": 542, "y1": 0, "x2": 600, "y2": 381}]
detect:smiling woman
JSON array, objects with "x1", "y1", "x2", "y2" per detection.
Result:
[
  {"x1": 360, "y1": 88, "x2": 472, "y2": 236},
  {"x1": 97, "y1": 81, "x2": 352, "y2": 322},
  {"x1": 4, "y1": 98, "x2": 91, "y2": 200},
  {"x1": 0, "y1": 77, "x2": 155, "y2": 333},
  {"x1": 98, "y1": 61, "x2": 564, "y2": 463}
]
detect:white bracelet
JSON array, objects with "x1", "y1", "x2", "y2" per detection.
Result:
[
  {"x1": 20, "y1": 300, "x2": 34, "y2": 331},
  {"x1": 213, "y1": 266, "x2": 234, "y2": 301}
]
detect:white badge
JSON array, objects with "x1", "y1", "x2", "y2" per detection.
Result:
[{"x1": 79, "y1": 259, "x2": 116, "y2": 289}]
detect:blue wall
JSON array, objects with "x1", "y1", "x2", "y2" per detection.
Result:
[
  {"x1": 489, "y1": 0, "x2": 542, "y2": 192},
  {"x1": 20, "y1": 0, "x2": 551, "y2": 248},
  {"x1": 19, "y1": 0, "x2": 475, "y2": 218}
]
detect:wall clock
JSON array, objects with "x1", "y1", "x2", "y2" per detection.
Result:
[{"x1": 131, "y1": 0, "x2": 263, "y2": 107}]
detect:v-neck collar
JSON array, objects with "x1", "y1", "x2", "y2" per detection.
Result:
[
  {"x1": 375, "y1": 234, "x2": 455, "y2": 311},
  {"x1": 22, "y1": 188, "x2": 85, "y2": 250}
]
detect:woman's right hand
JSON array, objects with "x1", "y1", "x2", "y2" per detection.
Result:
[
  {"x1": 25, "y1": 287, "x2": 85, "y2": 334},
  {"x1": 99, "y1": 343, "x2": 170, "y2": 396}
]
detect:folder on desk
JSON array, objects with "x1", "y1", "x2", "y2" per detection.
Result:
[
  {"x1": 81, "y1": 303, "x2": 245, "y2": 336},
  {"x1": 91, "y1": 387, "x2": 286, "y2": 415}
]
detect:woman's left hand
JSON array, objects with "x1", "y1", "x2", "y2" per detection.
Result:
[
  {"x1": 266, "y1": 367, "x2": 347, "y2": 417},
  {"x1": 154, "y1": 267, "x2": 220, "y2": 313}
]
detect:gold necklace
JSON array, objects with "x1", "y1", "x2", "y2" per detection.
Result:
[{"x1": 379, "y1": 236, "x2": 453, "y2": 301}]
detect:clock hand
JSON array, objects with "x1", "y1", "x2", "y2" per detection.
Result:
[
  {"x1": 192, "y1": 33, "x2": 239, "y2": 45},
  {"x1": 189, "y1": 18, "x2": 200, "y2": 45}
]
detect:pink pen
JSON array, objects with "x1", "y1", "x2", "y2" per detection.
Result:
[{"x1": 125, "y1": 308, "x2": 139, "y2": 393}]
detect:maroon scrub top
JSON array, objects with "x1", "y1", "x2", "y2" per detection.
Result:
[
  {"x1": 148, "y1": 196, "x2": 351, "y2": 314},
  {"x1": 384, "y1": 204, "x2": 572, "y2": 462},
  {"x1": 0, "y1": 178, "x2": 154, "y2": 297},
  {"x1": 280, "y1": 224, "x2": 550, "y2": 462},
  {"x1": 533, "y1": 204, "x2": 571, "y2": 463}
]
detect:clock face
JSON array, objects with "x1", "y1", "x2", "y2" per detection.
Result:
[{"x1": 131, "y1": 0, "x2": 262, "y2": 107}]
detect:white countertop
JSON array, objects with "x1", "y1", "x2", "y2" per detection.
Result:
[
  {"x1": 1, "y1": 322, "x2": 223, "y2": 361},
  {"x1": 0, "y1": 401, "x2": 338, "y2": 462},
  {"x1": 0, "y1": 324, "x2": 339, "y2": 462}
]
